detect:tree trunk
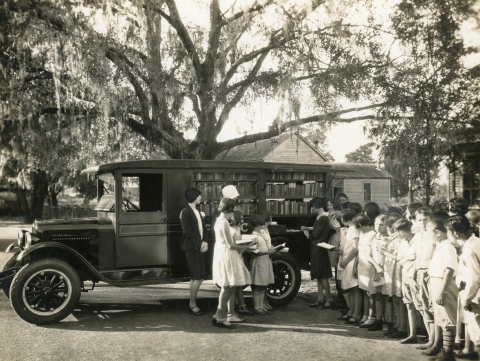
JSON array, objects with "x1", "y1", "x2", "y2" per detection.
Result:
[
  {"x1": 28, "y1": 170, "x2": 49, "y2": 222},
  {"x1": 49, "y1": 183, "x2": 61, "y2": 218},
  {"x1": 14, "y1": 188, "x2": 30, "y2": 222}
]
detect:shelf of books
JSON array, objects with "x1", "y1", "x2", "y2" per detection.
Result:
[
  {"x1": 266, "y1": 171, "x2": 324, "y2": 181},
  {"x1": 193, "y1": 171, "x2": 258, "y2": 217},
  {"x1": 266, "y1": 199, "x2": 311, "y2": 215}
]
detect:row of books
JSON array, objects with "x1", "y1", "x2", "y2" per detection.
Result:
[
  {"x1": 193, "y1": 172, "x2": 224, "y2": 181},
  {"x1": 265, "y1": 200, "x2": 313, "y2": 215},
  {"x1": 226, "y1": 173, "x2": 258, "y2": 181},
  {"x1": 267, "y1": 172, "x2": 324, "y2": 181},
  {"x1": 195, "y1": 183, "x2": 257, "y2": 198},
  {"x1": 265, "y1": 183, "x2": 324, "y2": 197}
]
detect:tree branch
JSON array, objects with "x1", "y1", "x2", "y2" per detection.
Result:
[{"x1": 223, "y1": 0, "x2": 274, "y2": 25}]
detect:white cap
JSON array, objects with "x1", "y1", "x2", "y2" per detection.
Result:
[{"x1": 222, "y1": 185, "x2": 240, "y2": 199}]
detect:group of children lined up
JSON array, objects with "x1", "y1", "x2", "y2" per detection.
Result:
[{"x1": 326, "y1": 197, "x2": 480, "y2": 361}]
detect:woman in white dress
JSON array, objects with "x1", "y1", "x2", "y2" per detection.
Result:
[{"x1": 212, "y1": 198, "x2": 253, "y2": 329}]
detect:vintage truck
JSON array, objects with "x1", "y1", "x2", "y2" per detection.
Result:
[{"x1": 0, "y1": 159, "x2": 332, "y2": 324}]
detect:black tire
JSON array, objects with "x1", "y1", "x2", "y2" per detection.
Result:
[
  {"x1": 1, "y1": 251, "x2": 20, "y2": 298},
  {"x1": 266, "y1": 253, "x2": 301, "y2": 307},
  {"x1": 10, "y1": 258, "x2": 81, "y2": 325}
]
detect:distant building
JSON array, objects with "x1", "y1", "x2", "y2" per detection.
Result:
[
  {"x1": 215, "y1": 132, "x2": 392, "y2": 209},
  {"x1": 449, "y1": 138, "x2": 480, "y2": 207}
]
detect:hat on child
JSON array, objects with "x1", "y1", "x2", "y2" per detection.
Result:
[
  {"x1": 222, "y1": 185, "x2": 240, "y2": 199},
  {"x1": 185, "y1": 187, "x2": 202, "y2": 203}
]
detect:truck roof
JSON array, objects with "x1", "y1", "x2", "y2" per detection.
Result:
[{"x1": 83, "y1": 159, "x2": 334, "y2": 175}]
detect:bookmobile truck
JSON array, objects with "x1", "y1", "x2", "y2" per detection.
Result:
[{"x1": 0, "y1": 159, "x2": 334, "y2": 324}]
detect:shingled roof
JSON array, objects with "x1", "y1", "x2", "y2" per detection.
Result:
[
  {"x1": 327, "y1": 163, "x2": 392, "y2": 178},
  {"x1": 215, "y1": 132, "x2": 328, "y2": 162}
]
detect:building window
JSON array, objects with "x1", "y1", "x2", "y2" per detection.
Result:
[{"x1": 364, "y1": 183, "x2": 372, "y2": 201}]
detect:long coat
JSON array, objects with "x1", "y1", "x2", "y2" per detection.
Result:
[{"x1": 180, "y1": 205, "x2": 208, "y2": 251}]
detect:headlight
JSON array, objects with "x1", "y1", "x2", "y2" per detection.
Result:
[
  {"x1": 17, "y1": 230, "x2": 27, "y2": 249},
  {"x1": 25, "y1": 232, "x2": 40, "y2": 248}
]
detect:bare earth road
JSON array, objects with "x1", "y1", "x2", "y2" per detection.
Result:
[{"x1": 0, "y1": 224, "x2": 431, "y2": 361}]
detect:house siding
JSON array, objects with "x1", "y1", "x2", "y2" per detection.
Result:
[
  {"x1": 264, "y1": 137, "x2": 326, "y2": 164},
  {"x1": 343, "y1": 178, "x2": 390, "y2": 210}
]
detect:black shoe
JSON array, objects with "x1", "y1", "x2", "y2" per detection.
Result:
[
  {"x1": 337, "y1": 314, "x2": 351, "y2": 321},
  {"x1": 309, "y1": 301, "x2": 323, "y2": 308},
  {"x1": 368, "y1": 319, "x2": 384, "y2": 331},
  {"x1": 321, "y1": 300, "x2": 333, "y2": 310},
  {"x1": 384, "y1": 323, "x2": 394, "y2": 336},
  {"x1": 436, "y1": 349, "x2": 456, "y2": 361},
  {"x1": 344, "y1": 317, "x2": 360, "y2": 325},
  {"x1": 359, "y1": 320, "x2": 375, "y2": 328}
]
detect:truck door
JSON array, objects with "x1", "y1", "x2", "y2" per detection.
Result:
[{"x1": 116, "y1": 170, "x2": 167, "y2": 268}]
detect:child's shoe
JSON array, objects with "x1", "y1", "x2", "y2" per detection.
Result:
[
  {"x1": 388, "y1": 329, "x2": 408, "y2": 338},
  {"x1": 436, "y1": 349, "x2": 456, "y2": 361},
  {"x1": 344, "y1": 317, "x2": 360, "y2": 325},
  {"x1": 227, "y1": 313, "x2": 245, "y2": 323},
  {"x1": 359, "y1": 317, "x2": 375, "y2": 328},
  {"x1": 254, "y1": 308, "x2": 267, "y2": 315},
  {"x1": 384, "y1": 322, "x2": 394, "y2": 336},
  {"x1": 367, "y1": 319, "x2": 384, "y2": 331},
  {"x1": 237, "y1": 305, "x2": 255, "y2": 316},
  {"x1": 263, "y1": 302, "x2": 275, "y2": 311}
]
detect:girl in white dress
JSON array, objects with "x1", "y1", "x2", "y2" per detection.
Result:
[
  {"x1": 212, "y1": 198, "x2": 254, "y2": 329},
  {"x1": 250, "y1": 214, "x2": 276, "y2": 314}
]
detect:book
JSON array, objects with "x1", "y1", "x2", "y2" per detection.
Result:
[
  {"x1": 273, "y1": 243, "x2": 286, "y2": 251},
  {"x1": 317, "y1": 243, "x2": 335, "y2": 250}
]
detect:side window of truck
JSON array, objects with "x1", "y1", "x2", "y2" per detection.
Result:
[{"x1": 122, "y1": 173, "x2": 164, "y2": 212}]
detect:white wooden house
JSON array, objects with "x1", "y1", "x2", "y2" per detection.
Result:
[{"x1": 215, "y1": 132, "x2": 392, "y2": 210}]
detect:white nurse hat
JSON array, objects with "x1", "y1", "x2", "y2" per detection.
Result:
[{"x1": 222, "y1": 185, "x2": 240, "y2": 199}]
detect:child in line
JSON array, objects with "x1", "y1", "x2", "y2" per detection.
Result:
[
  {"x1": 381, "y1": 212, "x2": 406, "y2": 337},
  {"x1": 250, "y1": 214, "x2": 277, "y2": 315},
  {"x1": 354, "y1": 213, "x2": 379, "y2": 328},
  {"x1": 412, "y1": 207, "x2": 436, "y2": 353},
  {"x1": 466, "y1": 209, "x2": 480, "y2": 237},
  {"x1": 394, "y1": 218, "x2": 421, "y2": 345},
  {"x1": 426, "y1": 218, "x2": 459, "y2": 361},
  {"x1": 448, "y1": 215, "x2": 480, "y2": 359},
  {"x1": 229, "y1": 210, "x2": 255, "y2": 318},
  {"x1": 259, "y1": 212, "x2": 276, "y2": 312},
  {"x1": 339, "y1": 208, "x2": 362, "y2": 324}
]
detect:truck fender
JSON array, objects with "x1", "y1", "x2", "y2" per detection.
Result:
[{"x1": 17, "y1": 242, "x2": 117, "y2": 285}]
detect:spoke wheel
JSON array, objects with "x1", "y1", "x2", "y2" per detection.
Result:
[
  {"x1": 10, "y1": 259, "x2": 81, "y2": 324},
  {"x1": 266, "y1": 253, "x2": 301, "y2": 307},
  {"x1": 1, "y1": 251, "x2": 20, "y2": 298},
  {"x1": 22, "y1": 269, "x2": 72, "y2": 316}
]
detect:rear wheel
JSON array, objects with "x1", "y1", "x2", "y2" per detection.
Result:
[
  {"x1": 266, "y1": 253, "x2": 301, "y2": 307},
  {"x1": 10, "y1": 258, "x2": 81, "y2": 324},
  {"x1": 1, "y1": 251, "x2": 20, "y2": 298}
]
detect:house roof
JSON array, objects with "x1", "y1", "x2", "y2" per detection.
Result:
[
  {"x1": 327, "y1": 163, "x2": 392, "y2": 179},
  {"x1": 215, "y1": 132, "x2": 328, "y2": 162}
]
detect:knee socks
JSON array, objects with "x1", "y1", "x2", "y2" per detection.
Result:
[{"x1": 443, "y1": 327, "x2": 456, "y2": 353}]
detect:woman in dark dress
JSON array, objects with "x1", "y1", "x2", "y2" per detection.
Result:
[
  {"x1": 302, "y1": 197, "x2": 333, "y2": 309},
  {"x1": 180, "y1": 187, "x2": 208, "y2": 316}
]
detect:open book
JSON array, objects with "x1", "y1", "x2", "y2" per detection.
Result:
[
  {"x1": 236, "y1": 235, "x2": 257, "y2": 244},
  {"x1": 317, "y1": 243, "x2": 335, "y2": 250},
  {"x1": 274, "y1": 243, "x2": 286, "y2": 251}
]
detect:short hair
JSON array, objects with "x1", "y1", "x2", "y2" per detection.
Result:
[
  {"x1": 466, "y1": 209, "x2": 480, "y2": 225},
  {"x1": 218, "y1": 198, "x2": 236, "y2": 213},
  {"x1": 261, "y1": 211, "x2": 272, "y2": 223},
  {"x1": 309, "y1": 197, "x2": 326, "y2": 211},
  {"x1": 376, "y1": 214, "x2": 389, "y2": 223},
  {"x1": 445, "y1": 215, "x2": 471, "y2": 235},
  {"x1": 232, "y1": 210, "x2": 244, "y2": 226},
  {"x1": 348, "y1": 202, "x2": 364, "y2": 215},
  {"x1": 250, "y1": 214, "x2": 265, "y2": 227},
  {"x1": 427, "y1": 218, "x2": 447, "y2": 233},
  {"x1": 449, "y1": 197, "x2": 470, "y2": 216},
  {"x1": 340, "y1": 208, "x2": 356, "y2": 223},
  {"x1": 415, "y1": 206, "x2": 433, "y2": 219},
  {"x1": 392, "y1": 218, "x2": 412, "y2": 233},
  {"x1": 335, "y1": 192, "x2": 348, "y2": 200},
  {"x1": 407, "y1": 203, "x2": 423, "y2": 220},
  {"x1": 184, "y1": 187, "x2": 202, "y2": 203},
  {"x1": 353, "y1": 213, "x2": 372, "y2": 229},
  {"x1": 385, "y1": 213, "x2": 403, "y2": 228},
  {"x1": 341, "y1": 201, "x2": 351, "y2": 209},
  {"x1": 364, "y1": 202, "x2": 381, "y2": 223},
  {"x1": 432, "y1": 211, "x2": 450, "y2": 222}
]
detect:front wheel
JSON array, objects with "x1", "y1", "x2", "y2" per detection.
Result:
[
  {"x1": 1, "y1": 251, "x2": 20, "y2": 298},
  {"x1": 266, "y1": 253, "x2": 301, "y2": 307},
  {"x1": 10, "y1": 258, "x2": 81, "y2": 324}
]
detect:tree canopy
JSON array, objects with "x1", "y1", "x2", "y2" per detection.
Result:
[{"x1": 0, "y1": 0, "x2": 479, "y2": 216}]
